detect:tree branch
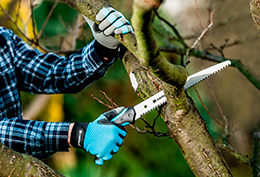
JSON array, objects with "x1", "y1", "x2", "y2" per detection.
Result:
[
  {"x1": 131, "y1": 0, "x2": 187, "y2": 87},
  {"x1": 217, "y1": 142, "x2": 250, "y2": 166},
  {"x1": 37, "y1": 0, "x2": 60, "y2": 40},
  {"x1": 0, "y1": 143, "x2": 63, "y2": 176}
]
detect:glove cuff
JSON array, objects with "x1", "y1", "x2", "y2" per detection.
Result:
[
  {"x1": 70, "y1": 122, "x2": 89, "y2": 149},
  {"x1": 94, "y1": 40, "x2": 118, "y2": 61}
]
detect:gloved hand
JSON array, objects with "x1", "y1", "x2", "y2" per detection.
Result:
[
  {"x1": 83, "y1": 7, "x2": 133, "y2": 49},
  {"x1": 70, "y1": 107, "x2": 127, "y2": 165}
]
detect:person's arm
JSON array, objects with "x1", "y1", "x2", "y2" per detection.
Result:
[
  {"x1": 1, "y1": 7, "x2": 132, "y2": 95},
  {"x1": 0, "y1": 107, "x2": 127, "y2": 163},
  {"x1": 8, "y1": 33, "x2": 113, "y2": 94},
  {"x1": 0, "y1": 25, "x2": 112, "y2": 94},
  {"x1": 0, "y1": 117, "x2": 70, "y2": 159}
]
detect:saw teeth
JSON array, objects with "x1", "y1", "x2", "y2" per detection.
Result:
[
  {"x1": 185, "y1": 61, "x2": 231, "y2": 89},
  {"x1": 140, "y1": 101, "x2": 166, "y2": 117}
]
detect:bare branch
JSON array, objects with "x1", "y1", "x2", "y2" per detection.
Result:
[
  {"x1": 191, "y1": 10, "x2": 215, "y2": 50},
  {"x1": 0, "y1": 4, "x2": 29, "y2": 39},
  {"x1": 184, "y1": 9, "x2": 215, "y2": 67},
  {"x1": 217, "y1": 142, "x2": 250, "y2": 166},
  {"x1": 90, "y1": 90, "x2": 118, "y2": 109},
  {"x1": 15, "y1": 0, "x2": 22, "y2": 24},
  {"x1": 154, "y1": 10, "x2": 187, "y2": 48},
  {"x1": 38, "y1": 0, "x2": 60, "y2": 40},
  {"x1": 194, "y1": 0, "x2": 204, "y2": 30},
  {"x1": 29, "y1": 0, "x2": 38, "y2": 42},
  {"x1": 205, "y1": 79, "x2": 231, "y2": 135},
  {"x1": 192, "y1": 85, "x2": 224, "y2": 126}
]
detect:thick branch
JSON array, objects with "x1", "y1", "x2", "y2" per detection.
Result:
[
  {"x1": 61, "y1": 0, "x2": 187, "y2": 87},
  {"x1": 162, "y1": 82, "x2": 232, "y2": 177},
  {"x1": 0, "y1": 143, "x2": 63, "y2": 176},
  {"x1": 131, "y1": 0, "x2": 187, "y2": 86}
]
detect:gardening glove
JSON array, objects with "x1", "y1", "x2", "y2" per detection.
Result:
[
  {"x1": 83, "y1": 7, "x2": 133, "y2": 50},
  {"x1": 70, "y1": 107, "x2": 127, "y2": 165}
]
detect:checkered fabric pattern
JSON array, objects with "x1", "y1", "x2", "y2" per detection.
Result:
[{"x1": 0, "y1": 27, "x2": 115, "y2": 158}]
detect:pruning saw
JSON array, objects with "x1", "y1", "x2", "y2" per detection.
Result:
[{"x1": 110, "y1": 60, "x2": 231, "y2": 125}]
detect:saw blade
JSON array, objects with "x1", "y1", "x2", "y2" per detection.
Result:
[
  {"x1": 133, "y1": 90, "x2": 166, "y2": 120},
  {"x1": 133, "y1": 60, "x2": 231, "y2": 121},
  {"x1": 184, "y1": 60, "x2": 231, "y2": 90}
]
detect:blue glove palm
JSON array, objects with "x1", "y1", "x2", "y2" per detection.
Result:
[
  {"x1": 84, "y1": 114, "x2": 127, "y2": 163},
  {"x1": 70, "y1": 107, "x2": 127, "y2": 165}
]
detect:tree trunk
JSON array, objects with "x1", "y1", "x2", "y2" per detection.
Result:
[
  {"x1": 60, "y1": 0, "x2": 233, "y2": 176},
  {"x1": 123, "y1": 51, "x2": 232, "y2": 176},
  {"x1": 0, "y1": 0, "x2": 233, "y2": 176},
  {"x1": 0, "y1": 143, "x2": 63, "y2": 176}
]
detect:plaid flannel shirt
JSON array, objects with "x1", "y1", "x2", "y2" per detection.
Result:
[{"x1": 0, "y1": 27, "x2": 115, "y2": 158}]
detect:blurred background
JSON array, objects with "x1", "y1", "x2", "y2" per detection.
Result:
[{"x1": 1, "y1": 0, "x2": 260, "y2": 176}]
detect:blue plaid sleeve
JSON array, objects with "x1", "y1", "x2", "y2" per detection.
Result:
[
  {"x1": 0, "y1": 26, "x2": 117, "y2": 158},
  {"x1": 0, "y1": 118, "x2": 70, "y2": 159},
  {"x1": 5, "y1": 28, "x2": 116, "y2": 94}
]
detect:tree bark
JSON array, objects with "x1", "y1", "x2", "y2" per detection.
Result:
[{"x1": 0, "y1": 143, "x2": 63, "y2": 176}]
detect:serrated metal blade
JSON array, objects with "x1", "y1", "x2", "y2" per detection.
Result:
[
  {"x1": 184, "y1": 60, "x2": 231, "y2": 90},
  {"x1": 133, "y1": 60, "x2": 231, "y2": 121},
  {"x1": 133, "y1": 90, "x2": 166, "y2": 120}
]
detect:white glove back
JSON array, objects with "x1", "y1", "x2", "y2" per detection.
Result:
[{"x1": 83, "y1": 7, "x2": 133, "y2": 49}]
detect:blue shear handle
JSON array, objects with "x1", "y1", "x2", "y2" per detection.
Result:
[{"x1": 111, "y1": 107, "x2": 136, "y2": 126}]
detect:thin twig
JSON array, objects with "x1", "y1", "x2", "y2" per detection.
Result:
[
  {"x1": 192, "y1": 85, "x2": 224, "y2": 126},
  {"x1": 206, "y1": 79, "x2": 229, "y2": 135},
  {"x1": 90, "y1": 93, "x2": 114, "y2": 109},
  {"x1": 207, "y1": 39, "x2": 242, "y2": 59},
  {"x1": 15, "y1": 0, "x2": 22, "y2": 24},
  {"x1": 191, "y1": 10, "x2": 215, "y2": 50},
  {"x1": 0, "y1": 4, "x2": 28, "y2": 38},
  {"x1": 138, "y1": 112, "x2": 169, "y2": 137},
  {"x1": 0, "y1": 5, "x2": 47, "y2": 49},
  {"x1": 154, "y1": 10, "x2": 187, "y2": 48},
  {"x1": 194, "y1": 0, "x2": 204, "y2": 30},
  {"x1": 185, "y1": 9, "x2": 215, "y2": 67},
  {"x1": 30, "y1": 0, "x2": 38, "y2": 43},
  {"x1": 99, "y1": 90, "x2": 118, "y2": 108},
  {"x1": 38, "y1": 0, "x2": 60, "y2": 40}
]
